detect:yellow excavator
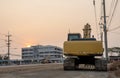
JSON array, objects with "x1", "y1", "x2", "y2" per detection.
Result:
[{"x1": 63, "y1": 23, "x2": 107, "y2": 71}]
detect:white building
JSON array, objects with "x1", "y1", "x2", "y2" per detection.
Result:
[
  {"x1": 22, "y1": 45, "x2": 63, "y2": 63},
  {"x1": 108, "y1": 47, "x2": 120, "y2": 56},
  {"x1": 108, "y1": 47, "x2": 120, "y2": 61}
]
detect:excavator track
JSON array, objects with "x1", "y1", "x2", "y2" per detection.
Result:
[
  {"x1": 64, "y1": 57, "x2": 107, "y2": 71},
  {"x1": 95, "y1": 59, "x2": 107, "y2": 71}
]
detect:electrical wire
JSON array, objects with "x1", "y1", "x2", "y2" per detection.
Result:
[
  {"x1": 107, "y1": 0, "x2": 119, "y2": 30},
  {"x1": 0, "y1": 45, "x2": 6, "y2": 48},
  {"x1": 108, "y1": 25, "x2": 120, "y2": 32},
  {"x1": 100, "y1": 0, "x2": 103, "y2": 18},
  {"x1": 109, "y1": 31, "x2": 120, "y2": 35},
  {"x1": 0, "y1": 33, "x2": 6, "y2": 36},
  {"x1": 107, "y1": 0, "x2": 115, "y2": 23},
  {"x1": 0, "y1": 32, "x2": 22, "y2": 59},
  {"x1": 98, "y1": 0, "x2": 104, "y2": 41},
  {"x1": 93, "y1": 0, "x2": 99, "y2": 39}
]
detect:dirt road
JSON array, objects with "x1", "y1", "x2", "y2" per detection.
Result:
[{"x1": 0, "y1": 64, "x2": 108, "y2": 78}]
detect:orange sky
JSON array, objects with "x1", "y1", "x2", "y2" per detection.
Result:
[{"x1": 0, "y1": 0, "x2": 120, "y2": 59}]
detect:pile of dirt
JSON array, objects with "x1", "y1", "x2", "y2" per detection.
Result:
[
  {"x1": 108, "y1": 61, "x2": 120, "y2": 77},
  {"x1": 114, "y1": 69, "x2": 120, "y2": 77}
]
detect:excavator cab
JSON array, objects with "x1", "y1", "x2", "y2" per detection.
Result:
[
  {"x1": 68, "y1": 33, "x2": 81, "y2": 41},
  {"x1": 68, "y1": 33, "x2": 96, "y2": 41}
]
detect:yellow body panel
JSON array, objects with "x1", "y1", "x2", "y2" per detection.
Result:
[{"x1": 64, "y1": 41, "x2": 104, "y2": 56}]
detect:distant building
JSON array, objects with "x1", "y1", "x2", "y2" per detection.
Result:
[
  {"x1": 108, "y1": 47, "x2": 120, "y2": 61},
  {"x1": 22, "y1": 45, "x2": 63, "y2": 63},
  {"x1": 108, "y1": 47, "x2": 120, "y2": 56}
]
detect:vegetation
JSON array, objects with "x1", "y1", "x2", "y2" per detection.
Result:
[
  {"x1": 108, "y1": 61, "x2": 120, "y2": 77},
  {"x1": 0, "y1": 55, "x2": 9, "y2": 60}
]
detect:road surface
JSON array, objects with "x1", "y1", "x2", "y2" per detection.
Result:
[{"x1": 0, "y1": 64, "x2": 109, "y2": 78}]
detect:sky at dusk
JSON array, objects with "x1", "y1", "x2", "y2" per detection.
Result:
[{"x1": 0, "y1": 0, "x2": 120, "y2": 59}]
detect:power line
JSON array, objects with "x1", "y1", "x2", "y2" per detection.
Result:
[
  {"x1": 11, "y1": 33, "x2": 27, "y2": 46},
  {"x1": 0, "y1": 32, "x2": 22, "y2": 59},
  {"x1": 99, "y1": 0, "x2": 104, "y2": 41},
  {"x1": 106, "y1": 0, "x2": 115, "y2": 31},
  {"x1": 96, "y1": 0, "x2": 105, "y2": 41},
  {"x1": 0, "y1": 33, "x2": 6, "y2": 36},
  {"x1": 108, "y1": 25, "x2": 120, "y2": 32},
  {"x1": 107, "y1": 0, "x2": 115, "y2": 23},
  {"x1": 100, "y1": 0, "x2": 103, "y2": 18},
  {"x1": 0, "y1": 45, "x2": 6, "y2": 48},
  {"x1": 93, "y1": 0, "x2": 99, "y2": 39},
  {"x1": 109, "y1": 31, "x2": 120, "y2": 35},
  {"x1": 107, "y1": 0, "x2": 119, "y2": 30}
]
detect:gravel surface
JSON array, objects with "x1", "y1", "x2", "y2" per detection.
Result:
[{"x1": 0, "y1": 64, "x2": 108, "y2": 78}]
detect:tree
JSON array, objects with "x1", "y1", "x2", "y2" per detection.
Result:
[
  {"x1": 4, "y1": 56, "x2": 9, "y2": 60},
  {"x1": 0, "y1": 55, "x2": 9, "y2": 60}
]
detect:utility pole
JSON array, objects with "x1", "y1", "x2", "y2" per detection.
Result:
[
  {"x1": 103, "y1": 0, "x2": 108, "y2": 61},
  {"x1": 6, "y1": 32, "x2": 12, "y2": 60}
]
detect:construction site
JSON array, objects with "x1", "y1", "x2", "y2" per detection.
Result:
[
  {"x1": 0, "y1": 22, "x2": 120, "y2": 78},
  {"x1": 0, "y1": 0, "x2": 120, "y2": 78}
]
